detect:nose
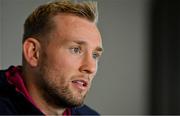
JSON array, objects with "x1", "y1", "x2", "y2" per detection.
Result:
[{"x1": 79, "y1": 53, "x2": 97, "y2": 75}]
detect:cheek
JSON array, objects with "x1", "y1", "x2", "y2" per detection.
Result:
[
  {"x1": 50, "y1": 54, "x2": 80, "y2": 72},
  {"x1": 44, "y1": 47, "x2": 81, "y2": 75},
  {"x1": 46, "y1": 56, "x2": 79, "y2": 86}
]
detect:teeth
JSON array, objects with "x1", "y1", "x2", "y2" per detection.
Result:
[
  {"x1": 76, "y1": 81, "x2": 84, "y2": 85},
  {"x1": 72, "y1": 80, "x2": 86, "y2": 86}
]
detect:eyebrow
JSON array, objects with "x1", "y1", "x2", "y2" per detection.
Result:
[
  {"x1": 72, "y1": 40, "x2": 103, "y2": 53},
  {"x1": 95, "y1": 46, "x2": 103, "y2": 53}
]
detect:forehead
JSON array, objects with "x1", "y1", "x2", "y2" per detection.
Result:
[{"x1": 51, "y1": 14, "x2": 102, "y2": 47}]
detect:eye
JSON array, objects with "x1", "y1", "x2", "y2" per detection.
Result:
[
  {"x1": 70, "y1": 47, "x2": 81, "y2": 54},
  {"x1": 93, "y1": 52, "x2": 100, "y2": 60}
]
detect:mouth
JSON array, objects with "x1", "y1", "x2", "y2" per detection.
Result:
[{"x1": 71, "y1": 79, "x2": 89, "y2": 91}]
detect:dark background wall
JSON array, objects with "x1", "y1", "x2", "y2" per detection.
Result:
[
  {"x1": 0, "y1": 0, "x2": 2, "y2": 68},
  {"x1": 150, "y1": 0, "x2": 180, "y2": 114}
]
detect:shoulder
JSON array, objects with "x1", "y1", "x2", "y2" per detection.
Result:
[
  {"x1": 0, "y1": 69, "x2": 7, "y2": 85},
  {"x1": 0, "y1": 96, "x2": 18, "y2": 114},
  {"x1": 71, "y1": 104, "x2": 99, "y2": 115},
  {"x1": 0, "y1": 68, "x2": 14, "y2": 95},
  {"x1": 0, "y1": 69, "x2": 18, "y2": 114},
  {"x1": 0, "y1": 68, "x2": 11, "y2": 89}
]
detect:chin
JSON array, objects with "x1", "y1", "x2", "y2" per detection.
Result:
[{"x1": 68, "y1": 91, "x2": 87, "y2": 106}]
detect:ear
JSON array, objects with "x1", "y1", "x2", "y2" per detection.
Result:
[{"x1": 23, "y1": 38, "x2": 41, "y2": 67}]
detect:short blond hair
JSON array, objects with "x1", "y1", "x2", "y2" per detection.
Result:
[{"x1": 23, "y1": 0, "x2": 98, "y2": 42}]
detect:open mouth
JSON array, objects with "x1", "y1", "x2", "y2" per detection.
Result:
[{"x1": 72, "y1": 80, "x2": 88, "y2": 90}]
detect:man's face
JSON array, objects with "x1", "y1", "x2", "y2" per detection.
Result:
[{"x1": 36, "y1": 14, "x2": 103, "y2": 108}]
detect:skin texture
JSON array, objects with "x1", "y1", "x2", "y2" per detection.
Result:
[{"x1": 23, "y1": 14, "x2": 103, "y2": 115}]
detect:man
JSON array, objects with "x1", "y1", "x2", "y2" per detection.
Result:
[{"x1": 0, "y1": 0, "x2": 103, "y2": 115}]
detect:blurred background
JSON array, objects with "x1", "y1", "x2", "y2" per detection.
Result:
[{"x1": 0, "y1": 0, "x2": 180, "y2": 115}]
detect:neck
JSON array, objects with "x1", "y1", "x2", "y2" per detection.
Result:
[
  {"x1": 28, "y1": 83, "x2": 66, "y2": 115},
  {"x1": 22, "y1": 69, "x2": 66, "y2": 115}
]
